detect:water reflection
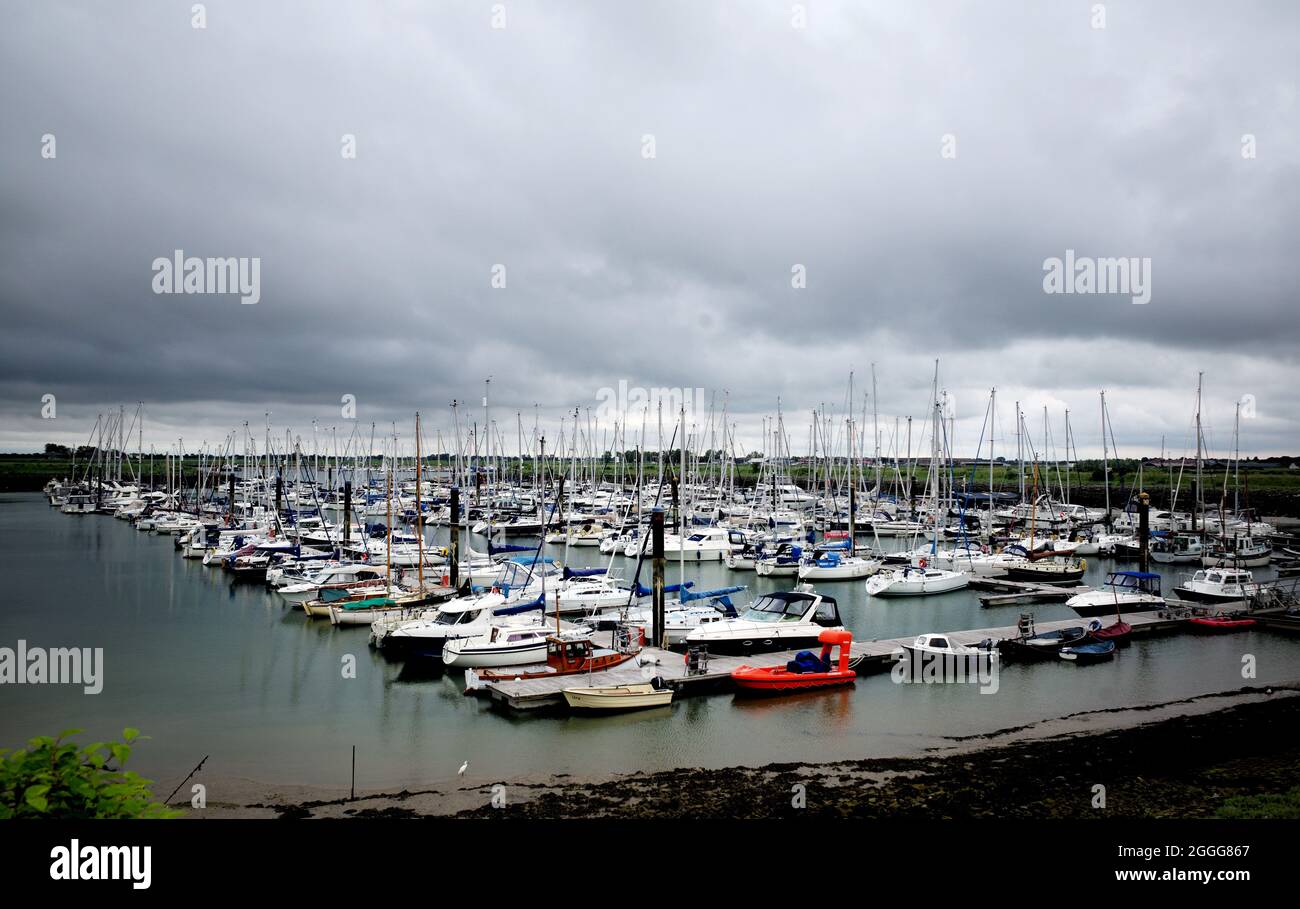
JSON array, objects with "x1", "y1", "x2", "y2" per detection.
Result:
[{"x1": 0, "y1": 495, "x2": 1296, "y2": 790}]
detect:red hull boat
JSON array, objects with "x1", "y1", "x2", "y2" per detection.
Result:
[
  {"x1": 731, "y1": 630, "x2": 855, "y2": 694},
  {"x1": 1189, "y1": 616, "x2": 1256, "y2": 633}
]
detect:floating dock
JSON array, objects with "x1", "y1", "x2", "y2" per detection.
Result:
[
  {"x1": 969, "y1": 576, "x2": 1082, "y2": 607},
  {"x1": 474, "y1": 608, "x2": 1199, "y2": 711}
]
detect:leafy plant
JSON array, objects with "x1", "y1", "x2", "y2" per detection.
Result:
[
  {"x1": 1215, "y1": 786, "x2": 1300, "y2": 820},
  {"x1": 0, "y1": 727, "x2": 181, "y2": 819}
]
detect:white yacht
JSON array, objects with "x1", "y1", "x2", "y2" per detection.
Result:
[
  {"x1": 865, "y1": 566, "x2": 969, "y2": 597},
  {"x1": 682, "y1": 588, "x2": 843, "y2": 656},
  {"x1": 442, "y1": 622, "x2": 560, "y2": 668},
  {"x1": 1174, "y1": 567, "x2": 1258, "y2": 603},
  {"x1": 797, "y1": 548, "x2": 882, "y2": 581},
  {"x1": 1066, "y1": 571, "x2": 1165, "y2": 617}
]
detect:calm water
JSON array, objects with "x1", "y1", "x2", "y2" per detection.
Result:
[{"x1": 2, "y1": 492, "x2": 1297, "y2": 791}]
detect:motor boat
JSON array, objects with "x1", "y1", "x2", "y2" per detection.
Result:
[
  {"x1": 1201, "y1": 535, "x2": 1271, "y2": 568},
  {"x1": 731, "y1": 629, "x2": 857, "y2": 694},
  {"x1": 683, "y1": 588, "x2": 844, "y2": 656},
  {"x1": 598, "y1": 589, "x2": 743, "y2": 646},
  {"x1": 896, "y1": 632, "x2": 997, "y2": 676},
  {"x1": 1150, "y1": 533, "x2": 1204, "y2": 565},
  {"x1": 375, "y1": 592, "x2": 511, "y2": 656},
  {"x1": 1066, "y1": 571, "x2": 1165, "y2": 617},
  {"x1": 661, "y1": 527, "x2": 735, "y2": 562},
  {"x1": 865, "y1": 566, "x2": 969, "y2": 597},
  {"x1": 468, "y1": 627, "x2": 639, "y2": 683},
  {"x1": 1173, "y1": 567, "x2": 1258, "y2": 603}
]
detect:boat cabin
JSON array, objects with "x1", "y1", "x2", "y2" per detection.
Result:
[
  {"x1": 1104, "y1": 571, "x2": 1161, "y2": 595},
  {"x1": 1192, "y1": 568, "x2": 1253, "y2": 588},
  {"x1": 739, "y1": 590, "x2": 840, "y2": 627},
  {"x1": 544, "y1": 631, "x2": 630, "y2": 672}
]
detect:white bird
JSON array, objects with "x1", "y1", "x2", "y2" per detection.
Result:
[{"x1": 458, "y1": 761, "x2": 468, "y2": 776}]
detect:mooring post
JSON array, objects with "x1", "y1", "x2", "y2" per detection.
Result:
[
  {"x1": 449, "y1": 486, "x2": 460, "y2": 590},
  {"x1": 1138, "y1": 491, "x2": 1150, "y2": 574},
  {"x1": 652, "y1": 507, "x2": 665, "y2": 649},
  {"x1": 343, "y1": 480, "x2": 352, "y2": 544}
]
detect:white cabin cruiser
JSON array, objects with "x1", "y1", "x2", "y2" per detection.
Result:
[
  {"x1": 661, "y1": 526, "x2": 735, "y2": 562},
  {"x1": 682, "y1": 588, "x2": 843, "y2": 656},
  {"x1": 375, "y1": 591, "x2": 543, "y2": 656},
  {"x1": 1066, "y1": 571, "x2": 1165, "y2": 617}
]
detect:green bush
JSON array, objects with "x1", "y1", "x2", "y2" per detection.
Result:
[
  {"x1": 1215, "y1": 786, "x2": 1300, "y2": 819},
  {"x1": 0, "y1": 728, "x2": 180, "y2": 819}
]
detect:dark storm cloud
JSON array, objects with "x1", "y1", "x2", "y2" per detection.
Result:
[{"x1": 0, "y1": 1, "x2": 1296, "y2": 456}]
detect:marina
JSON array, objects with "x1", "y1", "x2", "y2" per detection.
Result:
[
  {"x1": 7, "y1": 414, "x2": 1300, "y2": 790},
  {"x1": 2, "y1": 0, "x2": 1297, "y2": 889}
]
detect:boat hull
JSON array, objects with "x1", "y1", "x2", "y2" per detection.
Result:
[
  {"x1": 731, "y1": 666, "x2": 855, "y2": 694},
  {"x1": 563, "y1": 683, "x2": 672, "y2": 711}
]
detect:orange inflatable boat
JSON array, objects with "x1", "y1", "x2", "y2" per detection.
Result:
[{"x1": 731, "y1": 629, "x2": 856, "y2": 693}]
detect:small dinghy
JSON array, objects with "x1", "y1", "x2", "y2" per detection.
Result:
[
  {"x1": 998, "y1": 622, "x2": 1088, "y2": 661},
  {"x1": 1059, "y1": 640, "x2": 1116, "y2": 664},
  {"x1": 731, "y1": 629, "x2": 856, "y2": 694},
  {"x1": 563, "y1": 679, "x2": 673, "y2": 712},
  {"x1": 1189, "y1": 615, "x2": 1256, "y2": 633}
]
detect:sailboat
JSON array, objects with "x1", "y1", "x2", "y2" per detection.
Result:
[{"x1": 799, "y1": 407, "x2": 882, "y2": 581}]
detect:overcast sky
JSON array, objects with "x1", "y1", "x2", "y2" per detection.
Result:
[{"x1": 1, "y1": 1, "x2": 1296, "y2": 461}]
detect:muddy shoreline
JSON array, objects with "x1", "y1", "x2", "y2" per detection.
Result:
[{"x1": 193, "y1": 684, "x2": 1300, "y2": 819}]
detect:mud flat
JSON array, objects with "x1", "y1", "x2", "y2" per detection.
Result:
[{"x1": 196, "y1": 684, "x2": 1300, "y2": 819}]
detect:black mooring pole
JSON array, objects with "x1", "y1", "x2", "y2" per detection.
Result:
[
  {"x1": 1138, "y1": 491, "x2": 1150, "y2": 574},
  {"x1": 652, "y1": 507, "x2": 666, "y2": 649},
  {"x1": 449, "y1": 486, "x2": 461, "y2": 591},
  {"x1": 343, "y1": 480, "x2": 352, "y2": 544}
]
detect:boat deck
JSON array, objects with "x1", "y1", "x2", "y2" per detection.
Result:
[{"x1": 475, "y1": 608, "x2": 1195, "y2": 711}]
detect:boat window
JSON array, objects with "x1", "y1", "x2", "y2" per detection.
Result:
[
  {"x1": 814, "y1": 600, "x2": 838, "y2": 623},
  {"x1": 741, "y1": 595, "x2": 794, "y2": 623},
  {"x1": 930, "y1": 637, "x2": 949, "y2": 649}
]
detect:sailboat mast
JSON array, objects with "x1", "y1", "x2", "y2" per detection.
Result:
[
  {"x1": 415, "y1": 412, "x2": 423, "y2": 592},
  {"x1": 1194, "y1": 372, "x2": 1203, "y2": 536}
]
